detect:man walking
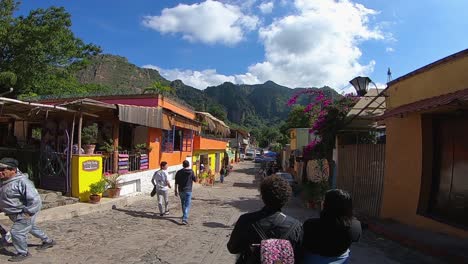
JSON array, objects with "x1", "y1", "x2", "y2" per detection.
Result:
[
  {"x1": 174, "y1": 160, "x2": 197, "y2": 225},
  {"x1": 151, "y1": 161, "x2": 171, "y2": 217},
  {"x1": 0, "y1": 158, "x2": 55, "y2": 262}
]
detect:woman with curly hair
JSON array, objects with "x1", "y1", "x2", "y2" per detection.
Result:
[
  {"x1": 302, "y1": 189, "x2": 362, "y2": 264},
  {"x1": 227, "y1": 175, "x2": 303, "y2": 264}
]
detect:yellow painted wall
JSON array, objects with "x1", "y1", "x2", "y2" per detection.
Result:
[
  {"x1": 290, "y1": 129, "x2": 297, "y2": 150},
  {"x1": 387, "y1": 53, "x2": 468, "y2": 109},
  {"x1": 382, "y1": 115, "x2": 468, "y2": 238},
  {"x1": 192, "y1": 150, "x2": 224, "y2": 175},
  {"x1": 71, "y1": 155, "x2": 103, "y2": 202}
]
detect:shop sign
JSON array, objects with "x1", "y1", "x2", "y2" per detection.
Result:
[{"x1": 82, "y1": 160, "x2": 100, "y2": 171}]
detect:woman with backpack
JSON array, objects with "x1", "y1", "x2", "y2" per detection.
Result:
[
  {"x1": 302, "y1": 189, "x2": 362, "y2": 264},
  {"x1": 227, "y1": 175, "x2": 303, "y2": 264}
]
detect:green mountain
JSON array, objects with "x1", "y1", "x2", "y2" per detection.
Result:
[{"x1": 75, "y1": 54, "x2": 339, "y2": 128}]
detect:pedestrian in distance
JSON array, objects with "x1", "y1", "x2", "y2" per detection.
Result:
[
  {"x1": 0, "y1": 158, "x2": 55, "y2": 262},
  {"x1": 151, "y1": 161, "x2": 172, "y2": 217},
  {"x1": 219, "y1": 165, "x2": 227, "y2": 184},
  {"x1": 227, "y1": 175, "x2": 303, "y2": 264},
  {"x1": 174, "y1": 160, "x2": 197, "y2": 225},
  {"x1": 302, "y1": 189, "x2": 362, "y2": 264}
]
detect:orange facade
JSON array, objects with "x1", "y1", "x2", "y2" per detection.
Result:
[
  {"x1": 148, "y1": 128, "x2": 192, "y2": 169},
  {"x1": 158, "y1": 96, "x2": 195, "y2": 120},
  {"x1": 193, "y1": 135, "x2": 228, "y2": 150}
]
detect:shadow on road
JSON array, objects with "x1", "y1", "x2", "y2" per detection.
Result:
[
  {"x1": 0, "y1": 248, "x2": 15, "y2": 257},
  {"x1": 113, "y1": 207, "x2": 183, "y2": 225},
  {"x1": 202, "y1": 222, "x2": 231, "y2": 229}
]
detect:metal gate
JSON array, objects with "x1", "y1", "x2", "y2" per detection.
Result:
[{"x1": 337, "y1": 144, "x2": 385, "y2": 217}]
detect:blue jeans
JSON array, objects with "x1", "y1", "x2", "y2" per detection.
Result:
[
  {"x1": 179, "y1": 191, "x2": 192, "y2": 221},
  {"x1": 220, "y1": 174, "x2": 225, "y2": 183},
  {"x1": 9, "y1": 213, "x2": 50, "y2": 255}
]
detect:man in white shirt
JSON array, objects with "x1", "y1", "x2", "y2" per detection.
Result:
[{"x1": 151, "y1": 161, "x2": 172, "y2": 217}]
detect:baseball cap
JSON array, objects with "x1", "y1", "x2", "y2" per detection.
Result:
[{"x1": 0, "y1": 158, "x2": 19, "y2": 169}]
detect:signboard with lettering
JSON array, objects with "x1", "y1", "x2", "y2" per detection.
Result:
[{"x1": 82, "y1": 160, "x2": 100, "y2": 172}]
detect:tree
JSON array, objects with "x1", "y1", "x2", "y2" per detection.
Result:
[
  {"x1": 143, "y1": 81, "x2": 174, "y2": 95},
  {"x1": 207, "y1": 104, "x2": 227, "y2": 121},
  {"x1": 0, "y1": 1, "x2": 101, "y2": 96}
]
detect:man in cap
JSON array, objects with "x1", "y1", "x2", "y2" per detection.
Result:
[{"x1": 0, "y1": 158, "x2": 55, "y2": 262}]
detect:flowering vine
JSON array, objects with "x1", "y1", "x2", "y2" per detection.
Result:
[{"x1": 288, "y1": 89, "x2": 358, "y2": 157}]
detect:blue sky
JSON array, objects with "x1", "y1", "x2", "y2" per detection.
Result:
[{"x1": 18, "y1": 0, "x2": 468, "y2": 92}]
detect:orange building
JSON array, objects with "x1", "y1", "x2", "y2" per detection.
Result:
[
  {"x1": 38, "y1": 94, "x2": 201, "y2": 195},
  {"x1": 381, "y1": 49, "x2": 468, "y2": 238}
]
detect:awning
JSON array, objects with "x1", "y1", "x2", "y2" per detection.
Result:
[
  {"x1": 118, "y1": 104, "x2": 163, "y2": 128},
  {"x1": 195, "y1": 111, "x2": 230, "y2": 136},
  {"x1": 162, "y1": 110, "x2": 200, "y2": 132},
  {"x1": 381, "y1": 87, "x2": 468, "y2": 119},
  {"x1": 0, "y1": 97, "x2": 84, "y2": 120}
]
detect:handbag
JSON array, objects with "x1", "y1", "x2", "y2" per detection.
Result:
[{"x1": 150, "y1": 186, "x2": 157, "y2": 197}]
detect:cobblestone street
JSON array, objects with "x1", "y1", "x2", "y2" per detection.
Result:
[{"x1": 0, "y1": 162, "x2": 443, "y2": 264}]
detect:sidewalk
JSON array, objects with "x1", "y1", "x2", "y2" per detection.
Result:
[
  {"x1": 0, "y1": 182, "x2": 204, "y2": 226},
  {"x1": 365, "y1": 218, "x2": 468, "y2": 264}
]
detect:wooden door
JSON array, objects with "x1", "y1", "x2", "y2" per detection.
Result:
[{"x1": 431, "y1": 118, "x2": 468, "y2": 227}]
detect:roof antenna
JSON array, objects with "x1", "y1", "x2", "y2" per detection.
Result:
[{"x1": 387, "y1": 68, "x2": 392, "y2": 83}]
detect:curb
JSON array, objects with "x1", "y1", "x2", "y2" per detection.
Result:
[
  {"x1": 367, "y1": 222, "x2": 468, "y2": 264},
  {"x1": 0, "y1": 194, "x2": 148, "y2": 226}
]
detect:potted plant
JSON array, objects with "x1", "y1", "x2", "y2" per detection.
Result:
[
  {"x1": 89, "y1": 179, "x2": 106, "y2": 204},
  {"x1": 104, "y1": 172, "x2": 121, "y2": 198},
  {"x1": 134, "y1": 143, "x2": 152, "y2": 153},
  {"x1": 99, "y1": 139, "x2": 115, "y2": 154},
  {"x1": 82, "y1": 123, "x2": 98, "y2": 154}
]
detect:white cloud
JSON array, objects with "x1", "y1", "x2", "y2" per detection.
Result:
[
  {"x1": 245, "y1": 0, "x2": 384, "y2": 88},
  {"x1": 142, "y1": 64, "x2": 262, "y2": 89},
  {"x1": 386, "y1": 47, "x2": 394, "y2": 52},
  {"x1": 259, "y1": 2, "x2": 274, "y2": 14},
  {"x1": 144, "y1": 0, "x2": 389, "y2": 90},
  {"x1": 142, "y1": 0, "x2": 259, "y2": 45}
]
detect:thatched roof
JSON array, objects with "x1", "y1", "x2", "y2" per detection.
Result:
[{"x1": 195, "y1": 111, "x2": 230, "y2": 136}]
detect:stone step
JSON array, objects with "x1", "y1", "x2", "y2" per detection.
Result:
[{"x1": 37, "y1": 189, "x2": 79, "y2": 210}]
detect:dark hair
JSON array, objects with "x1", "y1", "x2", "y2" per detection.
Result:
[
  {"x1": 320, "y1": 189, "x2": 353, "y2": 227},
  {"x1": 182, "y1": 160, "x2": 190, "y2": 168},
  {"x1": 160, "y1": 161, "x2": 168, "y2": 168},
  {"x1": 260, "y1": 175, "x2": 292, "y2": 210}
]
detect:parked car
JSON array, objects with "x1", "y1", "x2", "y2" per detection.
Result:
[{"x1": 245, "y1": 152, "x2": 255, "y2": 160}]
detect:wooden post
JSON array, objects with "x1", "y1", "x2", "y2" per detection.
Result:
[
  {"x1": 77, "y1": 112, "x2": 83, "y2": 152},
  {"x1": 112, "y1": 119, "x2": 119, "y2": 173}
]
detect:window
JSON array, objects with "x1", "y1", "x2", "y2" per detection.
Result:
[
  {"x1": 162, "y1": 127, "x2": 189, "y2": 152},
  {"x1": 174, "y1": 129, "x2": 182, "y2": 151},
  {"x1": 182, "y1": 130, "x2": 193, "y2": 152},
  {"x1": 162, "y1": 129, "x2": 174, "y2": 152}
]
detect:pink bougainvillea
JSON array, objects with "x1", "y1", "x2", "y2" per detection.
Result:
[{"x1": 287, "y1": 88, "x2": 359, "y2": 156}]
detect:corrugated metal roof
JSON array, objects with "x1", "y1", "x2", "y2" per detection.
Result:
[
  {"x1": 381, "y1": 87, "x2": 468, "y2": 119},
  {"x1": 118, "y1": 104, "x2": 163, "y2": 128}
]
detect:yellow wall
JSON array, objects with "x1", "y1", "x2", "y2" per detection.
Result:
[
  {"x1": 382, "y1": 53, "x2": 468, "y2": 238},
  {"x1": 382, "y1": 115, "x2": 468, "y2": 238},
  {"x1": 290, "y1": 129, "x2": 297, "y2": 150},
  {"x1": 71, "y1": 155, "x2": 103, "y2": 202},
  {"x1": 387, "y1": 53, "x2": 468, "y2": 109},
  {"x1": 192, "y1": 150, "x2": 224, "y2": 175}
]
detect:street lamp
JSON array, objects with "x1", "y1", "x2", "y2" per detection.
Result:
[{"x1": 349, "y1": 76, "x2": 372, "y2": 96}]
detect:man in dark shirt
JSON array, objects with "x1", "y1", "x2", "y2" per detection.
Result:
[
  {"x1": 227, "y1": 175, "x2": 303, "y2": 264},
  {"x1": 175, "y1": 160, "x2": 197, "y2": 225}
]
